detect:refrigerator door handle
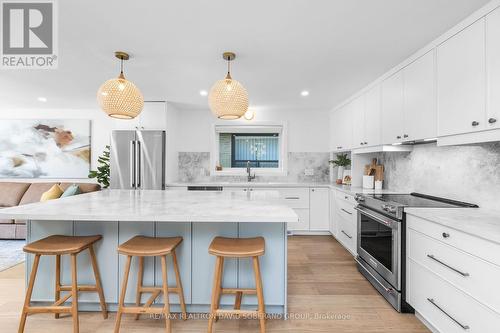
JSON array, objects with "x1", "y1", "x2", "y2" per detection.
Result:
[
  {"x1": 136, "y1": 140, "x2": 141, "y2": 188},
  {"x1": 130, "y1": 140, "x2": 136, "y2": 188}
]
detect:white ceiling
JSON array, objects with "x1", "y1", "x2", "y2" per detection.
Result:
[{"x1": 0, "y1": 0, "x2": 492, "y2": 111}]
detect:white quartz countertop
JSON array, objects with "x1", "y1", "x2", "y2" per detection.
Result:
[
  {"x1": 0, "y1": 190, "x2": 298, "y2": 223},
  {"x1": 405, "y1": 207, "x2": 500, "y2": 245},
  {"x1": 167, "y1": 182, "x2": 403, "y2": 195},
  {"x1": 166, "y1": 182, "x2": 334, "y2": 188}
]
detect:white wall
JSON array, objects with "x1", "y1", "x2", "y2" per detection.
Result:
[
  {"x1": 173, "y1": 105, "x2": 330, "y2": 152},
  {"x1": 0, "y1": 102, "x2": 166, "y2": 182},
  {"x1": 165, "y1": 102, "x2": 179, "y2": 182}
]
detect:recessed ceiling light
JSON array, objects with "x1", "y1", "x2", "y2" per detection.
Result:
[
  {"x1": 37, "y1": 97, "x2": 47, "y2": 102},
  {"x1": 300, "y1": 90, "x2": 309, "y2": 97},
  {"x1": 199, "y1": 90, "x2": 208, "y2": 96}
]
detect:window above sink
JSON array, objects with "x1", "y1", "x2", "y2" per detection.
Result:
[{"x1": 211, "y1": 123, "x2": 288, "y2": 176}]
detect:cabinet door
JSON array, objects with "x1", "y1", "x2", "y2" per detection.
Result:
[
  {"x1": 138, "y1": 102, "x2": 167, "y2": 130},
  {"x1": 338, "y1": 102, "x2": 353, "y2": 150},
  {"x1": 287, "y1": 208, "x2": 310, "y2": 231},
  {"x1": 330, "y1": 105, "x2": 352, "y2": 151},
  {"x1": 329, "y1": 189, "x2": 337, "y2": 237},
  {"x1": 404, "y1": 50, "x2": 437, "y2": 141},
  {"x1": 486, "y1": 8, "x2": 500, "y2": 130},
  {"x1": 309, "y1": 188, "x2": 330, "y2": 231},
  {"x1": 351, "y1": 95, "x2": 366, "y2": 149},
  {"x1": 329, "y1": 110, "x2": 340, "y2": 151},
  {"x1": 437, "y1": 19, "x2": 486, "y2": 136},
  {"x1": 381, "y1": 71, "x2": 404, "y2": 144},
  {"x1": 364, "y1": 84, "x2": 382, "y2": 147}
]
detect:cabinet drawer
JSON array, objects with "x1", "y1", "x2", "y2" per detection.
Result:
[
  {"x1": 250, "y1": 187, "x2": 309, "y2": 209},
  {"x1": 407, "y1": 214, "x2": 500, "y2": 267},
  {"x1": 337, "y1": 213, "x2": 356, "y2": 255},
  {"x1": 278, "y1": 188, "x2": 310, "y2": 209},
  {"x1": 335, "y1": 190, "x2": 356, "y2": 205},
  {"x1": 408, "y1": 228, "x2": 500, "y2": 314},
  {"x1": 336, "y1": 199, "x2": 356, "y2": 220},
  {"x1": 409, "y1": 260, "x2": 500, "y2": 333},
  {"x1": 287, "y1": 208, "x2": 309, "y2": 231}
]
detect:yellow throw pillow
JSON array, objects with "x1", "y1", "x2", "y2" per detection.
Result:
[{"x1": 40, "y1": 184, "x2": 64, "y2": 202}]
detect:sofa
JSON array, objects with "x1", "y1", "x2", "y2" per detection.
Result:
[{"x1": 0, "y1": 182, "x2": 100, "y2": 239}]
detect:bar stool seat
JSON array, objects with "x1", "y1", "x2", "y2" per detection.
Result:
[
  {"x1": 118, "y1": 236, "x2": 182, "y2": 256},
  {"x1": 208, "y1": 236, "x2": 266, "y2": 333},
  {"x1": 208, "y1": 237, "x2": 265, "y2": 258},
  {"x1": 18, "y1": 235, "x2": 107, "y2": 333},
  {"x1": 23, "y1": 235, "x2": 102, "y2": 255},
  {"x1": 114, "y1": 236, "x2": 187, "y2": 333}
]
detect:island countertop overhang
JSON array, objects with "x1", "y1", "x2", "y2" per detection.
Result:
[{"x1": 0, "y1": 189, "x2": 299, "y2": 223}]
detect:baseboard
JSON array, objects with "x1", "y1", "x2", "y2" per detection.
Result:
[{"x1": 287, "y1": 231, "x2": 332, "y2": 236}]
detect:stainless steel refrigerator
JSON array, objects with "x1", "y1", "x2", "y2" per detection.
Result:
[{"x1": 110, "y1": 130, "x2": 165, "y2": 190}]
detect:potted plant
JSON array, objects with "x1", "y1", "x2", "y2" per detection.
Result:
[
  {"x1": 329, "y1": 153, "x2": 351, "y2": 184},
  {"x1": 88, "y1": 145, "x2": 110, "y2": 188}
]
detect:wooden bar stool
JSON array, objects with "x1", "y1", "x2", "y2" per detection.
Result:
[
  {"x1": 207, "y1": 236, "x2": 266, "y2": 333},
  {"x1": 115, "y1": 236, "x2": 187, "y2": 333},
  {"x1": 18, "y1": 235, "x2": 107, "y2": 333}
]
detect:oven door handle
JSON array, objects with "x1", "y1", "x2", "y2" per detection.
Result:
[
  {"x1": 355, "y1": 206, "x2": 398, "y2": 228},
  {"x1": 355, "y1": 257, "x2": 395, "y2": 294}
]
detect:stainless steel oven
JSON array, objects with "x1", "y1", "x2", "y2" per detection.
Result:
[
  {"x1": 354, "y1": 192, "x2": 477, "y2": 313},
  {"x1": 356, "y1": 205, "x2": 401, "y2": 289}
]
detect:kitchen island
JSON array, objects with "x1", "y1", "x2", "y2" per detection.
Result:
[{"x1": 0, "y1": 189, "x2": 297, "y2": 314}]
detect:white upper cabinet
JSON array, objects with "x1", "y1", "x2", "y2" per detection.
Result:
[
  {"x1": 330, "y1": 103, "x2": 353, "y2": 151},
  {"x1": 364, "y1": 84, "x2": 382, "y2": 146},
  {"x1": 486, "y1": 8, "x2": 500, "y2": 130},
  {"x1": 381, "y1": 70, "x2": 404, "y2": 144},
  {"x1": 437, "y1": 18, "x2": 486, "y2": 136},
  {"x1": 351, "y1": 95, "x2": 366, "y2": 149},
  {"x1": 403, "y1": 50, "x2": 437, "y2": 141},
  {"x1": 110, "y1": 102, "x2": 167, "y2": 131}
]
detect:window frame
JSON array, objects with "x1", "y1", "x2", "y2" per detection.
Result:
[{"x1": 210, "y1": 122, "x2": 288, "y2": 176}]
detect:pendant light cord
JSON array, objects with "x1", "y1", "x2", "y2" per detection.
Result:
[
  {"x1": 120, "y1": 57, "x2": 124, "y2": 75},
  {"x1": 227, "y1": 56, "x2": 231, "y2": 76}
]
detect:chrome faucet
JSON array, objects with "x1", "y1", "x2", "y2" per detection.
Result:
[{"x1": 246, "y1": 161, "x2": 256, "y2": 182}]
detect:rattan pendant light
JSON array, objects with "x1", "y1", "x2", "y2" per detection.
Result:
[
  {"x1": 209, "y1": 52, "x2": 249, "y2": 120},
  {"x1": 97, "y1": 51, "x2": 144, "y2": 119}
]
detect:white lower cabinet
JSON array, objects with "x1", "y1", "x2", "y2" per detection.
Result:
[
  {"x1": 333, "y1": 190, "x2": 357, "y2": 255},
  {"x1": 309, "y1": 188, "x2": 330, "y2": 231},
  {"x1": 407, "y1": 214, "x2": 500, "y2": 332},
  {"x1": 287, "y1": 208, "x2": 310, "y2": 232},
  {"x1": 409, "y1": 260, "x2": 499, "y2": 333},
  {"x1": 329, "y1": 189, "x2": 337, "y2": 237}
]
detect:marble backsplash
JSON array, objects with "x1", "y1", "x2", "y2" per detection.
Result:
[
  {"x1": 178, "y1": 152, "x2": 330, "y2": 183},
  {"x1": 377, "y1": 142, "x2": 500, "y2": 210}
]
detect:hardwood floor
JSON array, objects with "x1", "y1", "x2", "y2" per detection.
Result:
[{"x1": 0, "y1": 236, "x2": 429, "y2": 332}]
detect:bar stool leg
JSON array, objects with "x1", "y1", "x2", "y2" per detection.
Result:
[
  {"x1": 18, "y1": 254, "x2": 40, "y2": 333},
  {"x1": 115, "y1": 255, "x2": 132, "y2": 333},
  {"x1": 160, "y1": 256, "x2": 171, "y2": 333},
  {"x1": 54, "y1": 254, "x2": 61, "y2": 319},
  {"x1": 208, "y1": 256, "x2": 223, "y2": 333},
  {"x1": 215, "y1": 257, "x2": 224, "y2": 322},
  {"x1": 70, "y1": 254, "x2": 79, "y2": 333},
  {"x1": 134, "y1": 256, "x2": 144, "y2": 320},
  {"x1": 172, "y1": 250, "x2": 187, "y2": 320},
  {"x1": 89, "y1": 246, "x2": 108, "y2": 319},
  {"x1": 252, "y1": 257, "x2": 266, "y2": 333}
]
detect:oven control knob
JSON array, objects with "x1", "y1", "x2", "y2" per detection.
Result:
[{"x1": 382, "y1": 204, "x2": 396, "y2": 213}]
